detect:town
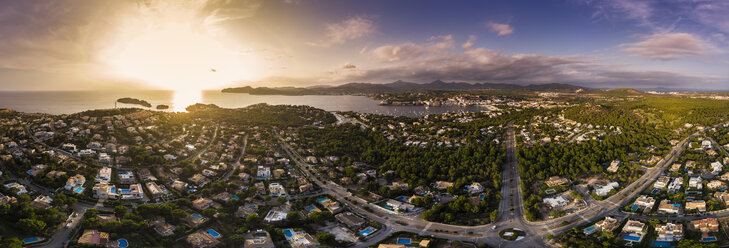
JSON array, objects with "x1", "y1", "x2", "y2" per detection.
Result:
[{"x1": 2, "y1": 91, "x2": 729, "y2": 248}]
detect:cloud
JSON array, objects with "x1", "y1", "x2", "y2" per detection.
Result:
[
  {"x1": 340, "y1": 63, "x2": 356, "y2": 69},
  {"x1": 313, "y1": 35, "x2": 723, "y2": 89},
  {"x1": 620, "y1": 33, "x2": 707, "y2": 60},
  {"x1": 487, "y1": 22, "x2": 513, "y2": 36},
  {"x1": 200, "y1": 0, "x2": 262, "y2": 26},
  {"x1": 462, "y1": 35, "x2": 477, "y2": 49},
  {"x1": 368, "y1": 35, "x2": 454, "y2": 62},
  {"x1": 307, "y1": 17, "x2": 376, "y2": 47}
]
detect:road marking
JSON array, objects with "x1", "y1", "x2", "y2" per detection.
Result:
[{"x1": 419, "y1": 222, "x2": 433, "y2": 235}]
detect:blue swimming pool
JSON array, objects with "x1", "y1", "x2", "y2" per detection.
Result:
[
  {"x1": 191, "y1": 214, "x2": 203, "y2": 220},
  {"x1": 632, "y1": 205, "x2": 639, "y2": 211},
  {"x1": 22, "y1": 237, "x2": 39, "y2": 243},
  {"x1": 110, "y1": 187, "x2": 116, "y2": 194},
  {"x1": 651, "y1": 189, "x2": 660, "y2": 194},
  {"x1": 27, "y1": 170, "x2": 33, "y2": 174},
  {"x1": 360, "y1": 227, "x2": 374, "y2": 236},
  {"x1": 545, "y1": 189, "x2": 556, "y2": 194},
  {"x1": 623, "y1": 235, "x2": 641, "y2": 242},
  {"x1": 205, "y1": 229, "x2": 220, "y2": 238},
  {"x1": 397, "y1": 238, "x2": 411, "y2": 244},
  {"x1": 284, "y1": 229, "x2": 293, "y2": 238},
  {"x1": 652, "y1": 241, "x2": 671, "y2": 247},
  {"x1": 584, "y1": 226, "x2": 596, "y2": 232},
  {"x1": 73, "y1": 187, "x2": 84, "y2": 193},
  {"x1": 121, "y1": 189, "x2": 132, "y2": 194},
  {"x1": 317, "y1": 198, "x2": 328, "y2": 203},
  {"x1": 384, "y1": 206, "x2": 393, "y2": 210},
  {"x1": 305, "y1": 205, "x2": 316, "y2": 211},
  {"x1": 396, "y1": 196, "x2": 406, "y2": 201},
  {"x1": 231, "y1": 195, "x2": 239, "y2": 200},
  {"x1": 702, "y1": 237, "x2": 717, "y2": 242},
  {"x1": 117, "y1": 238, "x2": 129, "y2": 247}
]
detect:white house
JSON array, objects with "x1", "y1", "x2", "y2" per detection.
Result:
[{"x1": 595, "y1": 182, "x2": 619, "y2": 196}]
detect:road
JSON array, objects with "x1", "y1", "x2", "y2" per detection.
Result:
[{"x1": 275, "y1": 123, "x2": 704, "y2": 248}]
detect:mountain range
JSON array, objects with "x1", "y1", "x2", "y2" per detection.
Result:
[{"x1": 221, "y1": 80, "x2": 588, "y2": 95}]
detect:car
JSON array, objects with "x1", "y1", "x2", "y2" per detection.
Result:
[
  {"x1": 492, "y1": 225, "x2": 497, "y2": 230},
  {"x1": 73, "y1": 213, "x2": 78, "y2": 217}
]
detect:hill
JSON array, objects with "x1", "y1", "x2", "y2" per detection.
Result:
[{"x1": 221, "y1": 80, "x2": 588, "y2": 95}]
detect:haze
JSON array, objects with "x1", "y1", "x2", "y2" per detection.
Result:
[{"x1": 1, "y1": 0, "x2": 728, "y2": 91}]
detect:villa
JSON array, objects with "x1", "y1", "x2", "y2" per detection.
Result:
[
  {"x1": 269, "y1": 183, "x2": 287, "y2": 197},
  {"x1": 633, "y1": 195, "x2": 656, "y2": 210},
  {"x1": 686, "y1": 200, "x2": 707, "y2": 212},
  {"x1": 655, "y1": 222, "x2": 683, "y2": 242},
  {"x1": 712, "y1": 162, "x2": 724, "y2": 174},
  {"x1": 465, "y1": 182, "x2": 484, "y2": 194},
  {"x1": 120, "y1": 183, "x2": 144, "y2": 200},
  {"x1": 244, "y1": 230, "x2": 275, "y2": 248},
  {"x1": 668, "y1": 177, "x2": 683, "y2": 193},
  {"x1": 692, "y1": 218, "x2": 719, "y2": 233},
  {"x1": 658, "y1": 199, "x2": 680, "y2": 214},
  {"x1": 336, "y1": 211, "x2": 366, "y2": 229},
  {"x1": 622, "y1": 220, "x2": 646, "y2": 242},
  {"x1": 186, "y1": 229, "x2": 221, "y2": 248},
  {"x1": 707, "y1": 180, "x2": 726, "y2": 191},
  {"x1": 192, "y1": 197, "x2": 214, "y2": 210},
  {"x1": 78, "y1": 229, "x2": 109, "y2": 246},
  {"x1": 715, "y1": 192, "x2": 729, "y2": 206},
  {"x1": 92, "y1": 182, "x2": 118, "y2": 199},
  {"x1": 594, "y1": 182, "x2": 619, "y2": 196},
  {"x1": 545, "y1": 176, "x2": 569, "y2": 187},
  {"x1": 607, "y1": 160, "x2": 620, "y2": 173},
  {"x1": 97, "y1": 167, "x2": 112, "y2": 183},
  {"x1": 64, "y1": 174, "x2": 86, "y2": 194},
  {"x1": 653, "y1": 176, "x2": 671, "y2": 189},
  {"x1": 4, "y1": 182, "x2": 27, "y2": 195},
  {"x1": 257, "y1": 166, "x2": 271, "y2": 179}
]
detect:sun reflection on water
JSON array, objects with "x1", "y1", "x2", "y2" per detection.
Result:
[{"x1": 172, "y1": 90, "x2": 202, "y2": 112}]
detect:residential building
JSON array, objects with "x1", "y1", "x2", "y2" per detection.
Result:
[
  {"x1": 257, "y1": 166, "x2": 271, "y2": 179},
  {"x1": 714, "y1": 192, "x2": 729, "y2": 206},
  {"x1": 707, "y1": 180, "x2": 726, "y2": 191},
  {"x1": 120, "y1": 184, "x2": 144, "y2": 200},
  {"x1": 711, "y1": 162, "x2": 724, "y2": 174},
  {"x1": 465, "y1": 182, "x2": 484, "y2": 194},
  {"x1": 244, "y1": 230, "x2": 275, "y2": 248},
  {"x1": 192, "y1": 197, "x2": 214, "y2": 210},
  {"x1": 186, "y1": 230, "x2": 221, "y2": 248},
  {"x1": 65, "y1": 174, "x2": 86, "y2": 193},
  {"x1": 607, "y1": 160, "x2": 620, "y2": 173},
  {"x1": 692, "y1": 218, "x2": 719, "y2": 233},
  {"x1": 653, "y1": 176, "x2": 670, "y2": 189},
  {"x1": 4, "y1": 182, "x2": 27, "y2": 195},
  {"x1": 92, "y1": 182, "x2": 118, "y2": 199},
  {"x1": 623, "y1": 220, "x2": 646, "y2": 234},
  {"x1": 118, "y1": 170, "x2": 136, "y2": 184},
  {"x1": 655, "y1": 222, "x2": 683, "y2": 242},
  {"x1": 595, "y1": 182, "x2": 619, "y2": 196},
  {"x1": 686, "y1": 200, "x2": 707, "y2": 212},
  {"x1": 335, "y1": 212, "x2": 366, "y2": 229},
  {"x1": 658, "y1": 200, "x2": 680, "y2": 214},
  {"x1": 633, "y1": 195, "x2": 656, "y2": 209},
  {"x1": 668, "y1": 177, "x2": 683, "y2": 193},
  {"x1": 78, "y1": 230, "x2": 109, "y2": 246},
  {"x1": 269, "y1": 183, "x2": 287, "y2": 197},
  {"x1": 97, "y1": 167, "x2": 112, "y2": 183},
  {"x1": 545, "y1": 176, "x2": 569, "y2": 187},
  {"x1": 385, "y1": 199, "x2": 415, "y2": 212}
]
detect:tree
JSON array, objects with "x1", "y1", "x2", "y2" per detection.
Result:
[
  {"x1": 18, "y1": 218, "x2": 46, "y2": 234},
  {"x1": 0, "y1": 237, "x2": 22, "y2": 248},
  {"x1": 246, "y1": 213, "x2": 261, "y2": 224},
  {"x1": 286, "y1": 211, "x2": 301, "y2": 222},
  {"x1": 316, "y1": 232, "x2": 336, "y2": 246}
]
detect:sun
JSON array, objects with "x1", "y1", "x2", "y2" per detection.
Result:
[{"x1": 110, "y1": 24, "x2": 247, "y2": 90}]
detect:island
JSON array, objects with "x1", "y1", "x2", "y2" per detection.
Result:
[
  {"x1": 116, "y1": 97, "x2": 152, "y2": 108},
  {"x1": 156, "y1": 104, "x2": 169, "y2": 110}
]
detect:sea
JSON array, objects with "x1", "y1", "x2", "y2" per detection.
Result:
[{"x1": 0, "y1": 90, "x2": 489, "y2": 117}]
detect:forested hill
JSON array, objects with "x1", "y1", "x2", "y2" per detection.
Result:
[{"x1": 221, "y1": 81, "x2": 589, "y2": 95}]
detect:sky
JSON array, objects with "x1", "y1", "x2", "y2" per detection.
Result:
[{"x1": 1, "y1": 0, "x2": 728, "y2": 91}]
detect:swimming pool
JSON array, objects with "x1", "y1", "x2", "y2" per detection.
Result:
[
  {"x1": 231, "y1": 195, "x2": 239, "y2": 200},
  {"x1": 205, "y1": 229, "x2": 220, "y2": 238},
  {"x1": 22, "y1": 237, "x2": 40, "y2": 243},
  {"x1": 110, "y1": 187, "x2": 116, "y2": 194},
  {"x1": 702, "y1": 237, "x2": 717, "y2": 242},
  {"x1": 27, "y1": 170, "x2": 33, "y2": 174},
  {"x1": 545, "y1": 189, "x2": 556, "y2": 194},
  {"x1": 652, "y1": 241, "x2": 670, "y2": 247},
  {"x1": 397, "y1": 238, "x2": 411, "y2": 244},
  {"x1": 651, "y1": 189, "x2": 660, "y2": 194},
  {"x1": 384, "y1": 206, "x2": 393, "y2": 210},
  {"x1": 73, "y1": 187, "x2": 84, "y2": 193},
  {"x1": 359, "y1": 227, "x2": 375, "y2": 236},
  {"x1": 631, "y1": 205, "x2": 639, "y2": 211},
  {"x1": 121, "y1": 189, "x2": 132, "y2": 194},
  {"x1": 284, "y1": 229, "x2": 294, "y2": 238},
  {"x1": 191, "y1": 213, "x2": 203, "y2": 220},
  {"x1": 584, "y1": 226, "x2": 596, "y2": 232},
  {"x1": 317, "y1": 198, "x2": 328, "y2": 203},
  {"x1": 305, "y1": 205, "x2": 316, "y2": 211},
  {"x1": 117, "y1": 238, "x2": 129, "y2": 248},
  {"x1": 623, "y1": 235, "x2": 641, "y2": 242}
]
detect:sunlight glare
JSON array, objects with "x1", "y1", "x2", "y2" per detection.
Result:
[
  {"x1": 111, "y1": 24, "x2": 247, "y2": 91},
  {"x1": 172, "y1": 90, "x2": 202, "y2": 112}
]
